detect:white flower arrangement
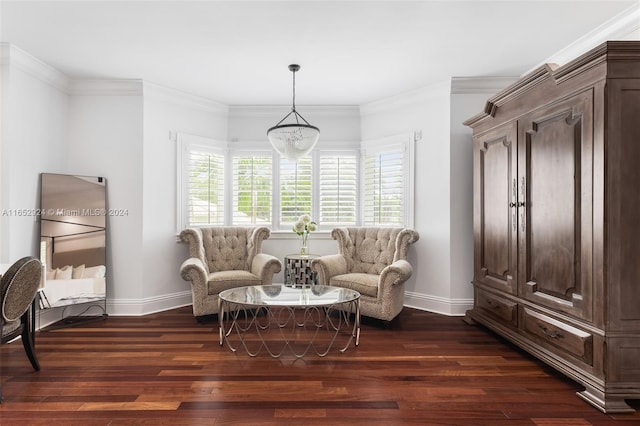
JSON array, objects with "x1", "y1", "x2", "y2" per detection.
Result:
[{"x1": 293, "y1": 214, "x2": 317, "y2": 254}]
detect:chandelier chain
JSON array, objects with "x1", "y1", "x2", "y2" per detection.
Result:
[{"x1": 292, "y1": 69, "x2": 299, "y2": 124}]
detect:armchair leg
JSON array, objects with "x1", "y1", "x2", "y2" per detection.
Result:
[
  {"x1": 196, "y1": 314, "x2": 218, "y2": 324},
  {"x1": 20, "y1": 327, "x2": 40, "y2": 371}
]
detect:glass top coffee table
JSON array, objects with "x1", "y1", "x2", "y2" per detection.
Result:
[{"x1": 218, "y1": 285, "x2": 360, "y2": 358}]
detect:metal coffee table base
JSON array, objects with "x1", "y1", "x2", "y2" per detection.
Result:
[{"x1": 218, "y1": 300, "x2": 360, "y2": 358}]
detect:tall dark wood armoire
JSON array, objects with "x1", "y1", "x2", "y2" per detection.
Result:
[{"x1": 464, "y1": 41, "x2": 640, "y2": 413}]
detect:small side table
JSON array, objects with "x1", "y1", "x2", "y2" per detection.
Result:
[{"x1": 284, "y1": 253, "x2": 319, "y2": 286}]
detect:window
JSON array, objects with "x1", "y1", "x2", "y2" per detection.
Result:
[
  {"x1": 280, "y1": 157, "x2": 312, "y2": 225},
  {"x1": 232, "y1": 153, "x2": 273, "y2": 225},
  {"x1": 361, "y1": 135, "x2": 414, "y2": 227},
  {"x1": 177, "y1": 133, "x2": 226, "y2": 228},
  {"x1": 177, "y1": 132, "x2": 414, "y2": 231},
  {"x1": 318, "y1": 152, "x2": 357, "y2": 226}
]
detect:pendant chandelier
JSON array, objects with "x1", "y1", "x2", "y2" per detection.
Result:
[{"x1": 267, "y1": 64, "x2": 320, "y2": 160}]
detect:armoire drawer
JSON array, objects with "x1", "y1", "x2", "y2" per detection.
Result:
[
  {"x1": 476, "y1": 289, "x2": 517, "y2": 327},
  {"x1": 522, "y1": 307, "x2": 593, "y2": 365}
]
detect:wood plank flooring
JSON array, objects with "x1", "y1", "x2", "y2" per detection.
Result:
[{"x1": 1, "y1": 306, "x2": 639, "y2": 425}]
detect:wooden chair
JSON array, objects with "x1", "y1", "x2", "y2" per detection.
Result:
[{"x1": 1, "y1": 256, "x2": 43, "y2": 403}]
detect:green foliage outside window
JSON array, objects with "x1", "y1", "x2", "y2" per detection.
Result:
[
  {"x1": 188, "y1": 151, "x2": 224, "y2": 225},
  {"x1": 234, "y1": 156, "x2": 272, "y2": 224}
]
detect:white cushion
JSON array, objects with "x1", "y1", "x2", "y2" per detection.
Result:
[
  {"x1": 72, "y1": 264, "x2": 86, "y2": 279},
  {"x1": 83, "y1": 265, "x2": 106, "y2": 278},
  {"x1": 46, "y1": 269, "x2": 56, "y2": 280},
  {"x1": 55, "y1": 265, "x2": 72, "y2": 280}
]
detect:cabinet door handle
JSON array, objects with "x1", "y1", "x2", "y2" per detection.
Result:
[
  {"x1": 510, "y1": 202, "x2": 525, "y2": 208},
  {"x1": 538, "y1": 323, "x2": 563, "y2": 339},
  {"x1": 519, "y1": 176, "x2": 526, "y2": 233}
]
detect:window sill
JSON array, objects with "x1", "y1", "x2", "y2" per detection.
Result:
[
  {"x1": 268, "y1": 230, "x2": 332, "y2": 240},
  {"x1": 175, "y1": 229, "x2": 333, "y2": 242}
]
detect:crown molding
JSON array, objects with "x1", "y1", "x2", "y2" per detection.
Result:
[
  {"x1": 143, "y1": 81, "x2": 229, "y2": 116},
  {"x1": 0, "y1": 43, "x2": 70, "y2": 92},
  {"x1": 526, "y1": 2, "x2": 640, "y2": 74},
  {"x1": 450, "y1": 76, "x2": 518, "y2": 95},
  {"x1": 67, "y1": 79, "x2": 143, "y2": 96},
  {"x1": 228, "y1": 104, "x2": 360, "y2": 119},
  {"x1": 359, "y1": 79, "x2": 451, "y2": 117}
]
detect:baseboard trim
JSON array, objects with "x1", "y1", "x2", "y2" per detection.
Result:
[
  {"x1": 36, "y1": 290, "x2": 470, "y2": 329},
  {"x1": 404, "y1": 291, "x2": 473, "y2": 316},
  {"x1": 106, "y1": 291, "x2": 192, "y2": 316},
  {"x1": 37, "y1": 291, "x2": 193, "y2": 329}
]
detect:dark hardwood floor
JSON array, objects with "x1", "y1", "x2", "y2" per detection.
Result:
[{"x1": 1, "y1": 306, "x2": 639, "y2": 425}]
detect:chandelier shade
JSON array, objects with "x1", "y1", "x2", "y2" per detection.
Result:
[{"x1": 267, "y1": 64, "x2": 320, "y2": 160}]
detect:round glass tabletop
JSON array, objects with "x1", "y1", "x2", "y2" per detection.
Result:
[{"x1": 219, "y1": 284, "x2": 359, "y2": 307}]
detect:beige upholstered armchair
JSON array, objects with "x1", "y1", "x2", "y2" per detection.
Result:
[
  {"x1": 311, "y1": 227, "x2": 419, "y2": 322},
  {"x1": 179, "y1": 227, "x2": 281, "y2": 321}
]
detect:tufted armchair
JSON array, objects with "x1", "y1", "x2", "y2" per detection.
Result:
[
  {"x1": 179, "y1": 227, "x2": 282, "y2": 321},
  {"x1": 311, "y1": 227, "x2": 419, "y2": 322}
]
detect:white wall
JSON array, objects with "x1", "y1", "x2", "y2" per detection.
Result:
[
  {"x1": 360, "y1": 81, "x2": 458, "y2": 314},
  {"x1": 0, "y1": 44, "x2": 69, "y2": 264},
  {"x1": 358, "y1": 78, "x2": 517, "y2": 315},
  {"x1": 449, "y1": 90, "x2": 487, "y2": 303},
  {"x1": 67, "y1": 81, "x2": 144, "y2": 309},
  {"x1": 228, "y1": 105, "x2": 361, "y2": 142},
  {"x1": 140, "y1": 83, "x2": 228, "y2": 314},
  {"x1": 449, "y1": 78, "x2": 517, "y2": 304}
]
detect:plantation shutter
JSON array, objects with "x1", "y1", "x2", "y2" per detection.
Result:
[
  {"x1": 231, "y1": 153, "x2": 273, "y2": 225},
  {"x1": 362, "y1": 145, "x2": 405, "y2": 226},
  {"x1": 319, "y1": 153, "x2": 357, "y2": 226},
  {"x1": 280, "y1": 157, "x2": 312, "y2": 225},
  {"x1": 187, "y1": 147, "x2": 225, "y2": 226}
]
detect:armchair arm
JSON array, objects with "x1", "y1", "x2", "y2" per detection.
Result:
[
  {"x1": 180, "y1": 257, "x2": 208, "y2": 287},
  {"x1": 379, "y1": 259, "x2": 413, "y2": 289},
  {"x1": 180, "y1": 257, "x2": 212, "y2": 318},
  {"x1": 310, "y1": 254, "x2": 348, "y2": 286},
  {"x1": 250, "y1": 253, "x2": 282, "y2": 285},
  {"x1": 179, "y1": 228, "x2": 208, "y2": 273}
]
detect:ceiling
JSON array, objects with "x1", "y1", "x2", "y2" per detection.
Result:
[{"x1": 0, "y1": 1, "x2": 636, "y2": 106}]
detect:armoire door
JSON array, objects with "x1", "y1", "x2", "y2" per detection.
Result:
[
  {"x1": 473, "y1": 122, "x2": 519, "y2": 295},
  {"x1": 517, "y1": 90, "x2": 594, "y2": 321}
]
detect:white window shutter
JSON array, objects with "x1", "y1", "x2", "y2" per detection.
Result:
[
  {"x1": 231, "y1": 154, "x2": 273, "y2": 225},
  {"x1": 186, "y1": 147, "x2": 225, "y2": 227},
  {"x1": 319, "y1": 153, "x2": 357, "y2": 226},
  {"x1": 280, "y1": 157, "x2": 313, "y2": 225},
  {"x1": 362, "y1": 136, "x2": 410, "y2": 227}
]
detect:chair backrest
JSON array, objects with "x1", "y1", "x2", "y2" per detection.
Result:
[
  {"x1": 1, "y1": 257, "x2": 42, "y2": 325},
  {"x1": 332, "y1": 227, "x2": 419, "y2": 275},
  {"x1": 181, "y1": 227, "x2": 270, "y2": 273}
]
